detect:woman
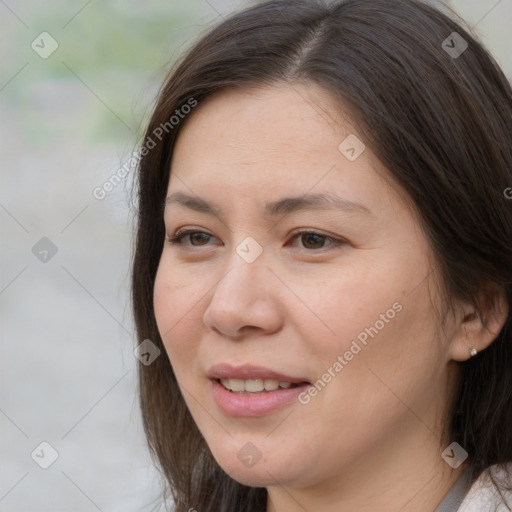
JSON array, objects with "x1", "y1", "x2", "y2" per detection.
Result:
[{"x1": 131, "y1": 0, "x2": 512, "y2": 510}]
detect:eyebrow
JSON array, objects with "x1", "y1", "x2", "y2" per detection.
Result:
[{"x1": 165, "y1": 191, "x2": 372, "y2": 218}]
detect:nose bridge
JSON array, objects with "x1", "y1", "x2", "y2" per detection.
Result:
[
  {"x1": 202, "y1": 239, "x2": 282, "y2": 337},
  {"x1": 214, "y1": 239, "x2": 268, "y2": 305}
]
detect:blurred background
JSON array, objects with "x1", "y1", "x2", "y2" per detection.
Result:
[{"x1": 1, "y1": 0, "x2": 511, "y2": 510}]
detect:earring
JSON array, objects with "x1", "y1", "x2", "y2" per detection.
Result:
[{"x1": 469, "y1": 347, "x2": 478, "y2": 357}]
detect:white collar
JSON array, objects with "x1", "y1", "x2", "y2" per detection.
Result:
[{"x1": 457, "y1": 463, "x2": 512, "y2": 512}]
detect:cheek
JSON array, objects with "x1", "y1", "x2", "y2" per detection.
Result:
[
  {"x1": 281, "y1": 265, "x2": 403, "y2": 360},
  {"x1": 314, "y1": 293, "x2": 443, "y2": 446},
  {"x1": 316, "y1": 256, "x2": 437, "y2": 358},
  {"x1": 153, "y1": 267, "x2": 177, "y2": 339},
  {"x1": 154, "y1": 257, "x2": 207, "y2": 328},
  {"x1": 291, "y1": 301, "x2": 439, "y2": 471},
  {"x1": 294, "y1": 263, "x2": 441, "y2": 409},
  {"x1": 153, "y1": 264, "x2": 205, "y2": 375}
]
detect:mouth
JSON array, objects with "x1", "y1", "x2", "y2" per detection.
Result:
[
  {"x1": 208, "y1": 363, "x2": 311, "y2": 416},
  {"x1": 217, "y1": 378, "x2": 305, "y2": 394}
]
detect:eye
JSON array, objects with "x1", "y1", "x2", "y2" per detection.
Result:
[
  {"x1": 288, "y1": 230, "x2": 346, "y2": 250},
  {"x1": 165, "y1": 228, "x2": 347, "y2": 251},
  {"x1": 166, "y1": 229, "x2": 216, "y2": 247}
]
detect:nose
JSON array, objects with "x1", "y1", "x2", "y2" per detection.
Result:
[{"x1": 202, "y1": 253, "x2": 283, "y2": 340}]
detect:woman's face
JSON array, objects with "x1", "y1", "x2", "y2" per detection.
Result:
[{"x1": 153, "y1": 84, "x2": 461, "y2": 494}]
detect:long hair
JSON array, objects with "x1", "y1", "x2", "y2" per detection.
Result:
[{"x1": 131, "y1": 1, "x2": 512, "y2": 510}]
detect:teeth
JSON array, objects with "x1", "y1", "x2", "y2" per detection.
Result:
[
  {"x1": 219, "y1": 378, "x2": 296, "y2": 393},
  {"x1": 245, "y1": 379, "x2": 264, "y2": 392},
  {"x1": 264, "y1": 379, "x2": 280, "y2": 391},
  {"x1": 223, "y1": 378, "x2": 245, "y2": 392}
]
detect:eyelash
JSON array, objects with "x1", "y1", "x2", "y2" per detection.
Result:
[{"x1": 165, "y1": 228, "x2": 347, "y2": 251}]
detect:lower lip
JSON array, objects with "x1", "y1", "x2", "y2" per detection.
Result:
[{"x1": 211, "y1": 379, "x2": 309, "y2": 417}]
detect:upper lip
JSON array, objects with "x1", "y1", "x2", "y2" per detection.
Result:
[{"x1": 208, "y1": 363, "x2": 310, "y2": 384}]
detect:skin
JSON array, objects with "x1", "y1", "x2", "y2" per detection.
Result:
[{"x1": 153, "y1": 83, "x2": 508, "y2": 512}]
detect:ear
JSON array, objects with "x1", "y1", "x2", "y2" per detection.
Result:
[{"x1": 450, "y1": 285, "x2": 509, "y2": 362}]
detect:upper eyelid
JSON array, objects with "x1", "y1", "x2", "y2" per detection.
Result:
[
  {"x1": 171, "y1": 227, "x2": 340, "y2": 238},
  {"x1": 168, "y1": 228, "x2": 346, "y2": 247}
]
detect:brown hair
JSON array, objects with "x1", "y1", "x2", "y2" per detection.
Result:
[{"x1": 131, "y1": 0, "x2": 512, "y2": 510}]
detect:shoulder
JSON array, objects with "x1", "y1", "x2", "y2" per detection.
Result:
[{"x1": 458, "y1": 463, "x2": 512, "y2": 512}]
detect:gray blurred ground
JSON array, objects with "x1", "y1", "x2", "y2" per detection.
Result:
[{"x1": 0, "y1": 1, "x2": 511, "y2": 511}]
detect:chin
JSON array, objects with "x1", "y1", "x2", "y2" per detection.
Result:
[
  {"x1": 210, "y1": 448, "x2": 301, "y2": 488},
  {"x1": 227, "y1": 468, "x2": 275, "y2": 488}
]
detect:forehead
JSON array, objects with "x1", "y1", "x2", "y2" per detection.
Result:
[
  {"x1": 167, "y1": 83, "x2": 407, "y2": 218},
  {"x1": 173, "y1": 84, "x2": 351, "y2": 164}
]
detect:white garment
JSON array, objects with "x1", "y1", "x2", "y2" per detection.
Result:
[{"x1": 458, "y1": 463, "x2": 512, "y2": 512}]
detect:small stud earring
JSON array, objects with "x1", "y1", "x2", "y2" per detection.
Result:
[{"x1": 469, "y1": 347, "x2": 478, "y2": 357}]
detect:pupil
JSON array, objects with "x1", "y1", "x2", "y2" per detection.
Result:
[
  {"x1": 303, "y1": 233, "x2": 324, "y2": 249},
  {"x1": 191, "y1": 233, "x2": 209, "y2": 245}
]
